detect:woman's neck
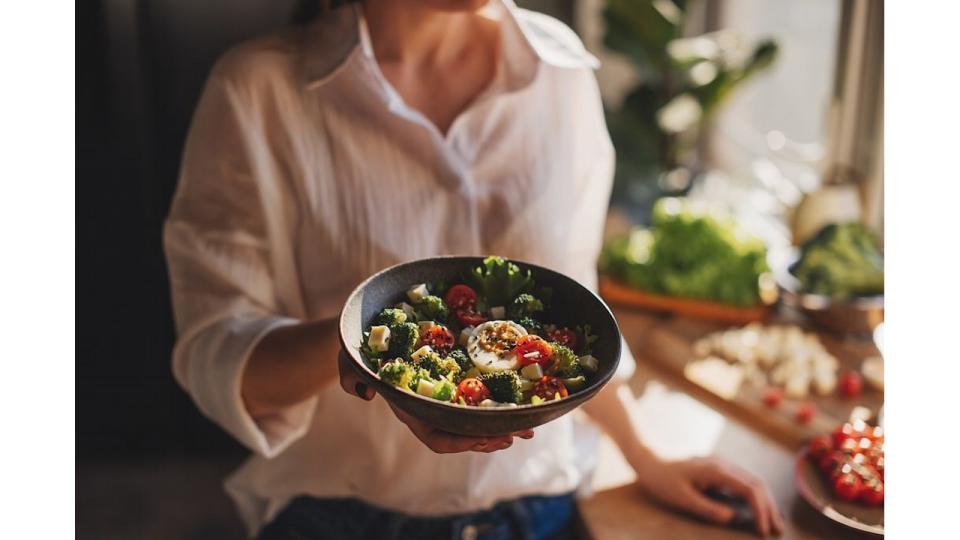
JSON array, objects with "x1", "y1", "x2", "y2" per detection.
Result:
[{"x1": 360, "y1": 0, "x2": 476, "y2": 66}]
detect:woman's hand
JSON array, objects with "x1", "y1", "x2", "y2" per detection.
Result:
[
  {"x1": 635, "y1": 456, "x2": 785, "y2": 537},
  {"x1": 338, "y1": 350, "x2": 534, "y2": 454}
]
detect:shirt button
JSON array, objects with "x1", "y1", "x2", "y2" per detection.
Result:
[{"x1": 461, "y1": 524, "x2": 478, "y2": 540}]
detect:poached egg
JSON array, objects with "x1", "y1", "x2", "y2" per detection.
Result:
[{"x1": 466, "y1": 320, "x2": 527, "y2": 373}]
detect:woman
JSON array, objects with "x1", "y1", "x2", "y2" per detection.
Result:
[{"x1": 164, "y1": 0, "x2": 784, "y2": 538}]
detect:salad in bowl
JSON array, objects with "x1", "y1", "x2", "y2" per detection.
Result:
[
  {"x1": 361, "y1": 257, "x2": 602, "y2": 407},
  {"x1": 339, "y1": 256, "x2": 621, "y2": 436}
]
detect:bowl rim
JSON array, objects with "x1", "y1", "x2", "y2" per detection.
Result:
[{"x1": 337, "y1": 255, "x2": 622, "y2": 413}]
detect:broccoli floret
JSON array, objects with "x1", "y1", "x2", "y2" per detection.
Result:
[
  {"x1": 479, "y1": 371, "x2": 522, "y2": 404},
  {"x1": 447, "y1": 348, "x2": 474, "y2": 373},
  {"x1": 516, "y1": 316, "x2": 543, "y2": 336},
  {"x1": 375, "y1": 308, "x2": 407, "y2": 326},
  {"x1": 377, "y1": 360, "x2": 415, "y2": 389},
  {"x1": 509, "y1": 293, "x2": 544, "y2": 319},
  {"x1": 550, "y1": 343, "x2": 582, "y2": 378},
  {"x1": 416, "y1": 295, "x2": 449, "y2": 321},
  {"x1": 387, "y1": 322, "x2": 419, "y2": 359},
  {"x1": 415, "y1": 351, "x2": 461, "y2": 381},
  {"x1": 432, "y1": 379, "x2": 456, "y2": 401}
]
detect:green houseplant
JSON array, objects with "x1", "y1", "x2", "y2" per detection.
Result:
[{"x1": 603, "y1": 0, "x2": 778, "y2": 213}]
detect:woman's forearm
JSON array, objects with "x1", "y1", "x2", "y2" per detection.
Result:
[
  {"x1": 581, "y1": 380, "x2": 664, "y2": 472},
  {"x1": 241, "y1": 318, "x2": 341, "y2": 417}
]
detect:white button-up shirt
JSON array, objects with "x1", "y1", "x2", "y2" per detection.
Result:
[{"x1": 164, "y1": 0, "x2": 634, "y2": 535}]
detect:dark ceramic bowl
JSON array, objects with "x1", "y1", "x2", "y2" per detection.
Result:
[{"x1": 338, "y1": 256, "x2": 622, "y2": 436}]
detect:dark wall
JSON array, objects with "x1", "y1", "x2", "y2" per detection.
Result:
[
  {"x1": 77, "y1": 0, "x2": 574, "y2": 462},
  {"x1": 77, "y1": 0, "x2": 302, "y2": 461}
]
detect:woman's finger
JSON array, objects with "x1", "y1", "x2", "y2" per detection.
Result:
[
  {"x1": 388, "y1": 402, "x2": 513, "y2": 454},
  {"x1": 337, "y1": 350, "x2": 375, "y2": 400}
]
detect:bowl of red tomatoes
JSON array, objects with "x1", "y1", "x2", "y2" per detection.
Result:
[
  {"x1": 795, "y1": 419, "x2": 884, "y2": 535},
  {"x1": 339, "y1": 256, "x2": 622, "y2": 436}
]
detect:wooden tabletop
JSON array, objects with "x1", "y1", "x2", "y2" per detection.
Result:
[{"x1": 576, "y1": 307, "x2": 882, "y2": 539}]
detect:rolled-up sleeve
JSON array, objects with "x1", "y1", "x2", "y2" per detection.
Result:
[{"x1": 163, "y1": 53, "x2": 316, "y2": 458}]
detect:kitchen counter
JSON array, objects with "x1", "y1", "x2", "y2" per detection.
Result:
[{"x1": 576, "y1": 308, "x2": 880, "y2": 539}]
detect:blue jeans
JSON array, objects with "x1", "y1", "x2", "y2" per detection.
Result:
[{"x1": 258, "y1": 493, "x2": 577, "y2": 540}]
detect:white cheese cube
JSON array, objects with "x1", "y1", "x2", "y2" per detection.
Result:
[
  {"x1": 407, "y1": 284, "x2": 429, "y2": 304},
  {"x1": 459, "y1": 326, "x2": 474, "y2": 347},
  {"x1": 416, "y1": 378, "x2": 436, "y2": 397},
  {"x1": 692, "y1": 338, "x2": 712, "y2": 357},
  {"x1": 578, "y1": 354, "x2": 599, "y2": 373},
  {"x1": 397, "y1": 302, "x2": 417, "y2": 319},
  {"x1": 418, "y1": 321, "x2": 436, "y2": 332},
  {"x1": 411, "y1": 345, "x2": 434, "y2": 362},
  {"x1": 520, "y1": 363, "x2": 544, "y2": 380},
  {"x1": 785, "y1": 374, "x2": 811, "y2": 398},
  {"x1": 489, "y1": 306, "x2": 506, "y2": 319},
  {"x1": 850, "y1": 406, "x2": 873, "y2": 423},
  {"x1": 813, "y1": 369, "x2": 837, "y2": 395},
  {"x1": 479, "y1": 399, "x2": 499, "y2": 407},
  {"x1": 683, "y1": 356, "x2": 744, "y2": 400},
  {"x1": 368, "y1": 325, "x2": 391, "y2": 352},
  {"x1": 861, "y1": 356, "x2": 884, "y2": 390}
]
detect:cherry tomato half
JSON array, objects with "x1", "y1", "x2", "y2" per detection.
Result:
[
  {"x1": 548, "y1": 327, "x2": 578, "y2": 350},
  {"x1": 859, "y1": 480, "x2": 884, "y2": 506},
  {"x1": 796, "y1": 401, "x2": 817, "y2": 424},
  {"x1": 818, "y1": 451, "x2": 847, "y2": 477},
  {"x1": 455, "y1": 308, "x2": 488, "y2": 327},
  {"x1": 419, "y1": 326, "x2": 455, "y2": 356},
  {"x1": 808, "y1": 435, "x2": 833, "y2": 461},
  {"x1": 762, "y1": 387, "x2": 784, "y2": 408},
  {"x1": 838, "y1": 371, "x2": 863, "y2": 398},
  {"x1": 532, "y1": 376, "x2": 568, "y2": 401},
  {"x1": 513, "y1": 335, "x2": 554, "y2": 367},
  {"x1": 444, "y1": 284, "x2": 478, "y2": 310},
  {"x1": 839, "y1": 437, "x2": 861, "y2": 455},
  {"x1": 832, "y1": 422, "x2": 864, "y2": 446},
  {"x1": 455, "y1": 378, "x2": 490, "y2": 406},
  {"x1": 833, "y1": 472, "x2": 863, "y2": 502}
]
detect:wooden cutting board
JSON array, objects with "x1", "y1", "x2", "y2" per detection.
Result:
[
  {"x1": 600, "y1": 278, "x2": 774, "y2": 325},
  {"x1": 614, "y1": 309, "x2": 883, "y2": 450}
]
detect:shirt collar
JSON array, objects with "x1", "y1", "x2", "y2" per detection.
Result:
[{"x1": 301, "y1": 0, "x2": 598, "y2": 91}]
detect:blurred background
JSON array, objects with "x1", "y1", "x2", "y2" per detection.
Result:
[{"x1": 77, "y1": 0, "x2": 882, "y2": 537}]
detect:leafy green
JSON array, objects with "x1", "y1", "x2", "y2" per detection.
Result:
[
  {"x1": 790, "y1": 222, "x2": 883, "y2": 298},
  {"x1": 599, "y1": 198, "x2": 769, "y2": 306},
  {"x1": 466, "y1": 256, "x2": 535, "y2": 307}
]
